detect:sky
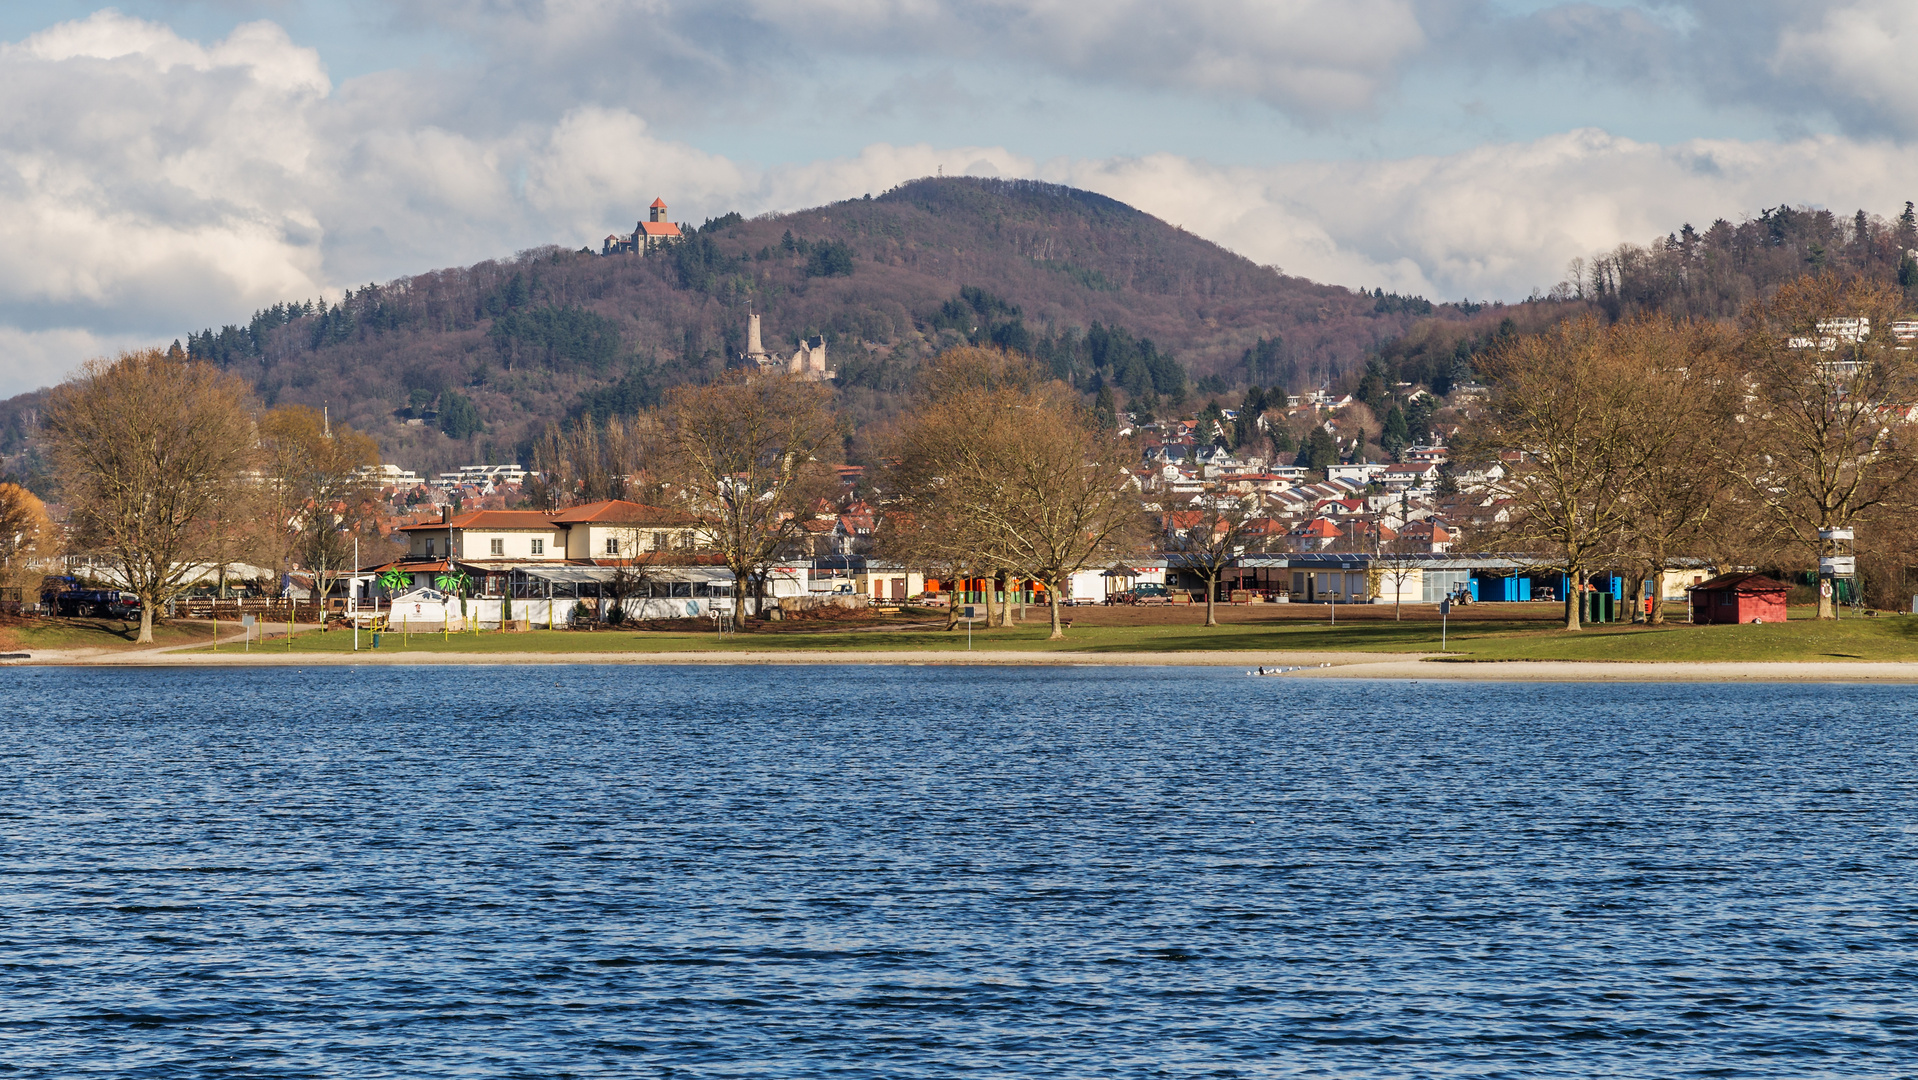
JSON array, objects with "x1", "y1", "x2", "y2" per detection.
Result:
[{"x1": 5, "y1": 0, "x2": 1918, "y2": 397}]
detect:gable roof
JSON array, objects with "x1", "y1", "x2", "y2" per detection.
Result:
[
  {"x1": 1690, "y1": 572, "x2": 1789, "y2": 594},
  {"x1": 549, "y1": 499, "x2": 695, "y2": 526},
  {"x1": 638, "y1": 221, "x2": 682, "y2": 237},
  {"x1": 396, "y1": 510, "x2": 556, "y2": 532}
]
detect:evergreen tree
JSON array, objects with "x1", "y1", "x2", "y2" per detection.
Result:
[
  {"x1": 1382, "y1": 404, "x2": 1410, "y2": 458},
  {"x1": 1295, "y1": 427, "x2": 1338, "y2": 474},
  {"x1": 439, "y1": 391, "x2": 483, "y2": 440}
]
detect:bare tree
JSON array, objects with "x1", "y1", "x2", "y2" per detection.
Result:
[
  {"x1": 259, "y1": 406, "x2": 381, "y2": 623},
  {"x1": 914, "y1": 375, "x2": 1142, "y2": 640},
  {"x1": 1613, "y1": 319, "x2": 1740, "y2": 623},
  {"x1": 601, "y1": 519, "x2": 697, "y2": 624},
  {"x1": 660, "y1": 370, "x2": 841, "y2": 625},
  {"x1": 1468, "y1": 316, "x2": 1644, "y2": 630},
  {"x1": 43, "y1": 349, "x2": 258, "y2": 642},
  {"x1": 1371, "y1": 518, "x2": 1427, "y2": 621},
  {"x1": 1725, "y1": 275, "x2": 1918, "y2": 618},
  {"x1": 1164, "y1": 485, "x2": 1267, "y2": 627},
  {"x1": 529, "y1": 415, "x2": 664, "y2": 509},
  {"x1": 884, "y1": 347, "x2": 1051, "y2": 631},
  {"x1": 872, "y1": 501, "x2": 983, "y2": 632},
  {"x1": 975, "y1": 403, "x2": 1142, "y2": 638}
]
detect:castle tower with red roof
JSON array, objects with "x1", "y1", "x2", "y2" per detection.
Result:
[{"x1": 601, "y1": 197, "x2": 682, "y2": 255}]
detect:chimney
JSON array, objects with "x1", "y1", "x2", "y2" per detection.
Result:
[{"x1": 441, "y1": 505, "x2": 450, "y2": 523}]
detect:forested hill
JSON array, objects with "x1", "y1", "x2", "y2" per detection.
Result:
[{"x1": 0, "y1": 177, "x2": 1454, "y2": 479}]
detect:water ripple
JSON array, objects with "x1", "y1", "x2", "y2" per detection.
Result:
[{"x1": 1, "y1": 666, "x2": 1913, "y2": 1077}]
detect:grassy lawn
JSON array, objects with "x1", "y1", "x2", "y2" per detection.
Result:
[
  {"x1": 141, "y1": 601, "x2": 1918, "y2": 664},
  {"x1": 6, "y1": 617, "x2": 228, "y2": 652},
  {"x1": 1444, "y1": 610, "x2": 1918, "y2": 663}
]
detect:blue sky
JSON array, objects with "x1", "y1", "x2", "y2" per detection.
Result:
[{"x1": 3, "y1": 0, "x2": 1916, "y2": 395}]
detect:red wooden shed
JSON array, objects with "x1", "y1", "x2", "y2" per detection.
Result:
[{"x1": 1688, "y1": 573, "x2": 1790, "y2": 624}]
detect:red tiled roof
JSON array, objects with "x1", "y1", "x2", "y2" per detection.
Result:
[
  {"x1": 395, "y1": 510, "x2": 556, "y2": 532},
  {"x1": 651, "y1": 197, "x2": 667, "y2": 208},
  {"x1": 549, "y1": 499, "x2": 694, "y2": 526},
  {"x1": 638, "y1": 221, "x2": 681, "y2": 237}
]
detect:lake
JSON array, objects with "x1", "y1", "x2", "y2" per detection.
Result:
[{"x1": 2, "y1": 665, "x2": 1913, "y2": 1077}]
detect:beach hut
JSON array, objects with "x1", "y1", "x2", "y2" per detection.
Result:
[
  {"x1": 1688, "y1": 573, "x2": 1790, "y2": 624},
  {"x1": 386, "y1": 586, "x2": 459, "y2": 631}
]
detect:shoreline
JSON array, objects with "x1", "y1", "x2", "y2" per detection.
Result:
[{"x1": 8, "y1": 647, "x2": 1918, "y2": 681}]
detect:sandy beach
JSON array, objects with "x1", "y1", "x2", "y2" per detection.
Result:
[{"x1": 8, "y1": 646, "x2": 1918, "y2": 681}]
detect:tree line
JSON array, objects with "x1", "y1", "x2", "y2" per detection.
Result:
[
  {"x1": 524, "y1": 346, "x2": 1144, "y2": 635},
  {"x1": 37, "y1": 346, "x2": 384, "y2": 642},
  {"x1": 1465, "y1": 273, "x2": 1918, "y2": 628}
]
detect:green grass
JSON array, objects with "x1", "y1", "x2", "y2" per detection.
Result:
[
  {"x1": 10, "y1": 618, "x2": 224, "y2": 651},
  {"x1": 1444, "y1": 612, "x2": 1918, "y2": 663},
  {"x1": 159, "y1": 605, "x2": 1918, "y2": 664}
]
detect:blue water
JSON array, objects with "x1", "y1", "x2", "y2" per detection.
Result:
[{"x1": 2, "y1": 666, "x2": 1915, "y2": 1077}]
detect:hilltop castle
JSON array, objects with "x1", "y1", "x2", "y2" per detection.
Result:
[
  {"x1": 744, "y1": 313, "x2": 833, "y2": 381},
  {"x1": 602, "y1": 198, "x2": 681, "y2": 255}
]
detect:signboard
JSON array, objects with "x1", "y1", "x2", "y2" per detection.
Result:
[
  {"x1": 240, "y1": 615, "x2": 255, "y2": 627},
  {"x1": 962, "y1": 606, "x2": 978, "y2": 620},
  {"x1": 1439, "y1": 599, "x2": 1451, "y2": 615}
]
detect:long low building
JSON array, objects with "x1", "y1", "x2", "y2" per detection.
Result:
[{"x1": 1162, "y1": 552, "x2": 1717, "y2": 606}]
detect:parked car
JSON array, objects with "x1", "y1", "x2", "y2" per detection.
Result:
[
  {"x1": 47, "y1": 588, "x2": 140, "y2": 618},
  {"x1": 1117, "y1": 584, "x2": 1172, "y2": 604}
]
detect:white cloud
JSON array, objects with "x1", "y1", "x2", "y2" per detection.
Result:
[
  {"x1": 10, "y1": 8, "x2": 1918, "y2": 400},
  {"x1": 390, "y1": 0, "x2": 1432, "y2": 121},
  {"x1": 1061, "y1": 130, "x2": 1918, "y2": 301},
  {"x1": 745, "y1": 0, "x2": 1430, "y2": 115},
  {"x1": 0, "y1": 326, "x2": 154, "y2": 397},
  {"x1": 1768, "y1": 1, "x2": 1918, "y2": 135}
]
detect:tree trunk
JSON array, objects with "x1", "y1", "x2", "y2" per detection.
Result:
[
  {"x1": 1818, "y1": 583, "x2": 1835, "y2": 620},
  {"x1": 1204, "y1": 572, "x2": 1219, "y2": 627},
  {"x1": 1648, "y1": 568, "x2": 1666, "y2": 624},
  {"x1": 944, "y1": 581, "x2": 960, "y2": 631},
  {"x1": 995, "y1": 570, "x2": 1014, "y2": 628},
  {"x1": 982, "y1": 573, "x2": 999, "y2": 628},
  {"x1": 1564, "y1": 569, "x2": 1582, "y2": 631},
  {"x1": 1048, "y1": 586, "x2": 1066, "y2": 640},
  {"x1": 137, "y1": 594, "x2": 155, "y2": 644}
]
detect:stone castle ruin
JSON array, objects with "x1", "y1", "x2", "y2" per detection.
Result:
[{"x1": 744, "y1": 313, "x2": 832, "y2": 381}]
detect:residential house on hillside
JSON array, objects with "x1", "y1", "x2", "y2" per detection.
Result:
[{"x1": 1398, "y1": 519, "x2": 1454, "y2": 553}]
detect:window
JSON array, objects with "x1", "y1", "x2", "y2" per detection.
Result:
[
  {"x1": 490, "y1": 538, "x2": 504, "y2": 556},
  {"x1": 605, "y1": 536, "x2": 620, "y2": 555},
  {"x1": 425, "y1": 538, "x2": 435, "y2": 556},
  {"x1": 530, "y1": 539, "x2": 544, "y2": 555}
]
